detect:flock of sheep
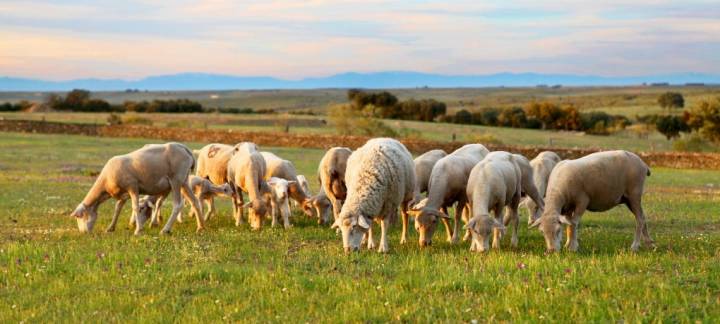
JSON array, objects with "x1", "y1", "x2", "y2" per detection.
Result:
[{"x1": 70, "y1": 138, "x2": 655, "y2": 254}]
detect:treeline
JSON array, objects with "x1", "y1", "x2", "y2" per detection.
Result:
[
  {"x1": 441, "y1": 103, "x2": 630, "y2": 135},
  {"x1": 347, "y1": 89, "x2": 446, "y2": 121},
  {"x1": 0, "y1": 101, "x2": 33, "y2": 112}
]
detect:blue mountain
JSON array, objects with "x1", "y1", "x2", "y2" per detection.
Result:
[{"x1": 1, "y1": 71, "x2": 718, "y2": 91}]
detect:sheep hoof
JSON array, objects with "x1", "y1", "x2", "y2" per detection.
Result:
[
  {"x1": 160, "y1": 230, "x2": 171, "y2": 235},
  {"x1": 195, "y1": 227, "x2": 205, "y2": 233},
  {"x1": 105, "y1": 227, "x2": 115, "y2": 233}
]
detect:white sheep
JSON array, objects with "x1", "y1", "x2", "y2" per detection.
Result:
[
  {"x1": 266, "y1": 177, "x2": 295, "y2": 229},
  {"x1": 511, "y1": 154, "x2": 544, "y2": 224},
  {"x1": 70, "y1": 142, "x2": 204, "y2": 235},
  {"x1": 523, "y1": 151, "x2": 562, "y2": 224},
  {"x1": 412, "y1": 149, "x2": 447, "y2": 204},
  {"x1": 196, "y1": 142, "x2": 258, "y2": 222},
  {"x1": 306, "y1": 188, "x2": 334, "y2": 225},
  {"x1": 333, "y1": 138, "x2": 415, "y2": 253},
  {"x1": 151, "y1": 175, "x2": 234, "y2": 224},
  {"x1": 261, "y1": 151, "x2": 311, "y2": 220},
  {"x1": 316, "y1": 147, "x2": 352, "y2": 223},
  {"x1": 465, "y1": 151, "x2": 522, "y2": 252},
  {"x1": 530, "y1": 150, "x2": 654, "y2": 253},
  {"x1": 227, "y1": 151, "x2": 271, "y2": 230},
  {"x1": 409, "y1": 144, "x2": 489, "y2": 247}
]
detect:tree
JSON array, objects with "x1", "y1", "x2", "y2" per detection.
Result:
[
  {"x1": 685, "y1": 96, "x2": 720, "y2": 143},
  {"x1": 454, "y1": 109, "x2": 472, "y2": 124},
  {"x1": 657, "y1": 92, "x2": 684, "y2": 110},
  {"x1": 327, "y1": 104, "x2": 397, "y2": 137},
  {"x1": 64, "y1": 89, "x2": 91, "y2": 108},
  {"x1": 655, "y1": 115, "x2": 690, "y2": 140},
  {"x1": 497, "y1": 107, "x2": 527, "y2": 128},
  {"x1": 525, "y1": 102, "x2": 565, "y2": 129}
]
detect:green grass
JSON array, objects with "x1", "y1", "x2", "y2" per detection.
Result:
[{"x1": 1, "y1": 132, "x2": 719, "y2": 322}]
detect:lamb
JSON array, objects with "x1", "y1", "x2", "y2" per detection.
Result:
[
  {"x1": 412, "y1": 149, "x2": 447, "y2": 204},
  {"x1": 105, "y1": 195, "x2": 157, "y2": 233},
  {"x1": 316, "y1": 147, "x2": 352, "y2": 222},
  {"x1": 227, "y1": 150, "x2": 271, "y2": 230},
  {"x1": 523, "y1": 151, "x2": 562, "y2": 224},
  {"x1": 530, "y1": 150, "x2": 654, "y2": 253},
  {"x1": 511, "y1": 153, "x2": 544, "y2": 224},
  {"x1": 465, "y1": 151, "x2": 522, "y2": 252},
  {"x1": 266, "y1": 177, "x2": 295, "y2": 229},
  {"x1": 333, "y1": 138, "x2": 415, "y2": 253},
  {"x1": 196, "y1": 142, "x2": 258, "y2": 222},
  {"x1": 408, "y1": 144, "x2": 489, "y2": 247},
  {"x1": 152, "y1": 175, "x2": 234, "y2": 224},
  {"x1": 306, "y1": 188, "x2": 334, "y2": 225},
  {"x1": 70, "y1": 142, "x2": 204, "y2": 235},
  {"x1": 260, "y1": 151, "x2": 312, "y2": 222}
]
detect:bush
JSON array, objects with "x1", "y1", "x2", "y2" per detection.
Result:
[
  {"x1": 469, "y1": 132, "x2": 503, "y2": 145},
  {"x1": 122, "y1": 115, "x2": 153, "y2": 125},
  {"x1": 655, "y1": 115, "x2": 690, "y2": 140},
  {"x1": 658, "y1": 92, "x2": 684, "y2": 110},
  {"x1": 672, "y1": 134, "x2": 711, "y2": 152},
  {"x1": 0, "y1": 102, "x2": 28, "y2": 111},
  {"x1": 106, "y1": 113, "x2": 122, "y2": 125},
  {"x1": 685, "y1": 96, "x2": 720, "y2": 143},
  {"x1": 328, "y1": 104, "x2": 397, "y2": 137},
  {"x1": 454, "y1": 109, "x2": 472, "y2": 124}
]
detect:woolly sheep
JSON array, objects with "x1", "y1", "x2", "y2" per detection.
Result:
[
  {"x1": 412, "y1": 149, "x2": 447, "y2": 205},
  {"x1": 316, "y1": 147, "x2": 352, "y2": 223},
  {"x1": 333, "y1": 138, "x2": 415, "y2": 253},
  {"x1": 227, "y1": 151, "x2": 271, "y2": 230},
  {"x1": 523, "y1": 151, "x2": 562, "y2": 224}
]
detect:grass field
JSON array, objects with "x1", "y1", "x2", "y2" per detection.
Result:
[
  {"x1": 2, "y1": 111, "x2": 706, "y2": 153},
  {"x1": 1, "y1": 132, "x2": 719, "y2": 322}
]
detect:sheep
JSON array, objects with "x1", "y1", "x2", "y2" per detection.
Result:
[
  {"x1": 523, "y1": 151, "x2": 562, "y2": 224},
  {"x1": 266, "y1": 177, "x2": 295, "y2": 229},
  {"x1": 316, "y1": 147, "x2": 352, "y2": 223},
  {"x1": 530, "y1": 150, "x2": 654, "y2": 253},
  {"x1": 412, "y1": 149, "x2": 447, "y2": 204},
  {"x1": 196, "y1": 142, "x2": 258, "y2": 222},
  {"x1": 105, "y1": 195, "x2": 157, "y2": 233},
  {"x1": 408, "y1": 144, "x2": 489, "y2": 247},
  {"x1": 227, "y1": 150, "x2": 271, "y2": 230},
  {"x1": 70, "y1": 142, "x2": 204, "y2": 235},
  {"x1": 333, "y1": 138, "x2": 415, "y2": 253},
  {"x1": 465, "y1": 151, "x2": 522, "y2": 252},
  {"x1": 306, "y1": 188, "x2": 334, "y2": 225},
  {"x1": 260, "y1": 151, "x2": 312, "y2": 222},
  {"x1": 510, "y1": 153, "x2": 544, "y2": 224},
  {"x1": 295, "y1": 175, "x2": 311, "y2": 208},
  {"x1": 151, "y1": 175, "x2": 234, "y2": 224}
]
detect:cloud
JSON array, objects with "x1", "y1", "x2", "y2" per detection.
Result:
[{"x1": 0, "y1": 0, "x2": 718, "y2": 79}]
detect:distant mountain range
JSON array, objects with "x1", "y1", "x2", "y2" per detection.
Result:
[{"x1": 1, "y1": 71, "x2": 718, "y2": 91}]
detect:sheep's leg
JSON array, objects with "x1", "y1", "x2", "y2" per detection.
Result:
[
  {"x1": 462, "y1": 204, "x2": 472, "y2": 242},
  {"x1": 160, "y1": 185, "x2": 183, "y2": 235},
  {"x1": 400, "y1": 204, "x2": 409, "y2": 245},
  {"x1": 151, "y1": 195, "x2": 165, "y2": 227},
  {"x1": 492, "y1": 208, "x2": 503, "y2": 249},
  {"x1": 181, "y1": 181, "x2": 205, "y2": 232},
  {"x1": 366, "y1": 226, "x2": 376, "y2": 250},
  {"x1": 106, "y1": 198, "x2": 126, "y2": 232},
  {"x1": 508, "y1": 194, "x2": 521, "y2": 248},
  {"x1": 626, "y1": 195, "x2": 653, "y2": 251},
  {"x1": 270, "y1": 200, "x2": 279, "y2": 228},
  {"x1": 232, "y1": 189, "x2": 245, "y2": 226},
  {"x1": 451, "y1": 202, "x2": 465, "y2": 244},
  {"x1": 378, "y1": 217, "x2": 390, "y2": 253},
  {"x1": 204, "y1": 197, "x2": 215, "y2": 222},
  {"x1": 330, "y1": 196, "x2": 342, "y2": 222},
  {"x1": 282, "y1": 202, "x2": 291, "y2": 230},
  {"x1": 128, "y1": 190, "x2": 144, "y2": 236}
]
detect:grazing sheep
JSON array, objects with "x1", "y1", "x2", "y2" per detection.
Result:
[
  {"x1": 196, "y1": 142, "x2": 258, "y2": 222},
  {"x1": 409, "y1": 144, "x2": 489, "y2": 247},
  {"x1": 333, "y1": 138, "x2": 415, "y2": 253},
  {"x1": 412, "y1": 149, "x2": 447, "y2": 204},
  {"x1": 530, "y1": 150, "x2": 654, "y2": 253},
  {"x1": 523, "y1": 151, "x2": 562, "y2": 224},
  {"x1": 266, "y1": 177, "x2": 295, "y2": 229},
  {"x1": 466, "y1": 152, "x2": 522, "y2": 252},
  {"x1": 227, "y1": 151, "x2": 271, "y2": 230},
  {"x1": 70, "y1": 142, "x2": 204, "y2": 235},
  {"x1": 317, "y1": 147, "x2": 352, "y2": 222},
  {"x1": 261, "y1": 152, "x2": 311, "y2": 218},
  {"x1": 306, "y1": 188, "x2": 334, "y2": 225},
  {"x1": 294, "y1": 175, "x2": 312, "y2": 208},
  {"x1": 511, "y1": 154, "x2": 544, "y2": 224}
]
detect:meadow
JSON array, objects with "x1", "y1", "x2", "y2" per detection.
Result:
[{"x1": 1, "y1": 132, "x2": 719, "y2": 322}]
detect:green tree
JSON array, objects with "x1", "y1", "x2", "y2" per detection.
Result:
[
  {"x1": 655, "y1": 115, "x2": 690, "y2": 140},
  {"x1": 454, "y1": 109, "x2": 472, "y2": 124},
  {"x1": 657, "y1": 92, "x2": 684, "y2": 111},
  {"x1": 64, "y1": 89, "x2": 91, "y2": 108},
  {"x1": 685, "y1": 97, "x2": 720, "y2": 143}
]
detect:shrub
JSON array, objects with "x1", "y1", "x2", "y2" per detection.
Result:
[
  {"x1": 122, "y1": 115, "x2": 153, "y2": 125},
  {"x1": 328, "y1": 104, "x2": 397, "y2": 137},
  {"x1": 685, "y1": 96, "x2": 720, "y2": 143},
  {"x1": 655, "y1": 115, "x2": 690, "y2": 140},
  {"x1": 106, "y1": 113, "x2": 122, "y2": 125},
  {"x1": 672, "y1": 134, "x2": 711, "y2": 152}
]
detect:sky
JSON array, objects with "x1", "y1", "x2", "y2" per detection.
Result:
[{"x1": 1, "y1": 0, "x2": 719, "y2": 80}]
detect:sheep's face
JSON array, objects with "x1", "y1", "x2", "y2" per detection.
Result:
[
  {"x1": 335, "y1": 212, "x2": 370, "y2": 253},
  {"x1": 411, "y1": 208, "x2": 449, "y2": 247},
  {"x1": 233, "y1": 142, "x2": 258, "y2": 155},
  {"x1": 219, "y1": 184, "x2": 234, "y2": 198},
  {"x1": 248, "y1": 198, "x2": 269, "y2": 230},
  {"x1": 467, "y1": 215, "x2": 504, "y2": 253},
  {"x1": 525, "y1": 199, "x2": 543, "y2": 224},
  {"x1": 532, "y1": 212, "x2": 567, "y2": 253},
  {"x1": 71, "y1": 203, "x2": 97, "y2": 233},
  {"x1": 133, "y1": 198, "x2": 155, "y2": 228}
]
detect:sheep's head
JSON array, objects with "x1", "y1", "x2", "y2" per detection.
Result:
[
  {"x1": 530, "y1": 211, "x2": 571, "y2": 253},
  {"x1": 218, "y1": 183, "x2": 234, "y2": 198},
  {"x1": 410, "y1": 206, "x2": 450, "y2": 247},
  {"x1": 267, "y1": 178, "x2": 290, "y2": 202},
  {"x1": 305, "y1": 195, "x2": 332, "y2": 225},
  {"x1": 133, "y1": 197, "x2": 155, "y2": 229},
  {"x1": 466, "y1": 215, "x2": 505, "y2": 253},
  {"x1": 71, "y1": 203, "x2": 97, "y2": 233},
  {"x1": 330, "y1": 178, "x2": 347, "y2": 200},
  {"x1": 244, "y1": 198, "x2": 268, "y2": 230},
  {"x1": 233, "y1": 142, "x2": 258, "y2": 155},
  {"x1": 523, "y1": 198, "x2": 543, "y2": 225},
  {"x1": 333, "y1": 211, "x2": 371, "y2": 253}
]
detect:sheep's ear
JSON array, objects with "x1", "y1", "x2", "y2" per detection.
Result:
[
  {"x1": 558, "y1": 216, "x2": 572, "y2": 225},
  {"x1": 357, "y1": 215, "x2": 371, "y2": 229},
  {"x1": 465, "y1": 217, "x2": 477, "y2": 232},
  {"x1": 529, "y1": 217, "x2": 542, "y2": 228}
]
